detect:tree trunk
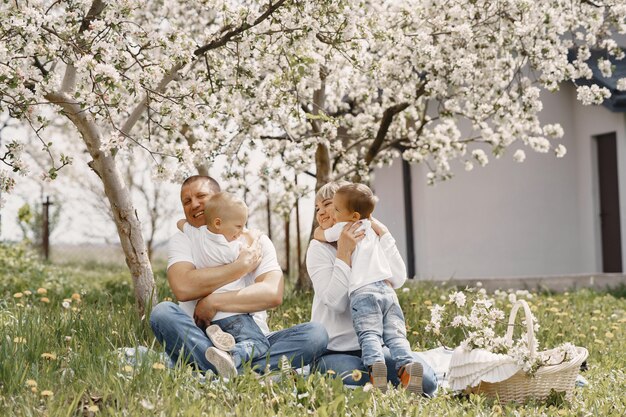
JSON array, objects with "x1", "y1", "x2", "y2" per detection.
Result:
[
  {"x1": 296, "y1": 69, "x2": 329, "y2": 291},
  {"x1": 47, "y1": 93, "x2": 157, "y2": 315}
]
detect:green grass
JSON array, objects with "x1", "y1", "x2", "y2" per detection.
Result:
[{"x1": 1, "y1": 243, "x2": 625, "y2": 416}]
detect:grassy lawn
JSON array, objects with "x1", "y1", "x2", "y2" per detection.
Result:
[{"x1": 1, "y1": 243, "x2": 625, "y2": 416}]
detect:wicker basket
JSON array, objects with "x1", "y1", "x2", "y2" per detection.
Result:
[{"x1": 468, "y1": 300, "x2": 588, "y2": 403}]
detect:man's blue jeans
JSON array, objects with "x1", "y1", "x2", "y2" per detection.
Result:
[
  {"x1": 351, "y1": 281, "x2": 414, "y2": 371},
  {"x1": 149, "y1": 301, "x2": 328, "y2": 374},
  {"x1": 314, "y1": 348, "x2": 438, "y2": 396},
  {"x1": 212, "y1": 314, "x2": 270, "y2": 369}
]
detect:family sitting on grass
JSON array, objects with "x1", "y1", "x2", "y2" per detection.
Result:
[{"x1": 150, "y1": 175, "x2": 437, "y2": 396}]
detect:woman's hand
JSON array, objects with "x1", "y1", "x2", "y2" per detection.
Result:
[
  {"x1": 370, "y1": 217, "x2": 389, "y2": 236},
  {"x1": 336, "y1": 222, "x2": 365, "y2": 266}
]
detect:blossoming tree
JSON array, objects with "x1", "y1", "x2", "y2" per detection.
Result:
[{"x1": 2, "y1": 0, "x2": 625, "y2": 304}]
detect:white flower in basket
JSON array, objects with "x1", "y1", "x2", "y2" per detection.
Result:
[{"x1": 427, "y1": 292, "x2": 588, "y2": 403}]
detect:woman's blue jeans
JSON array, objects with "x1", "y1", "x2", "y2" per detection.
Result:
[{"x1": 314, "y1": 347, "x2": 438, "y2": 396}]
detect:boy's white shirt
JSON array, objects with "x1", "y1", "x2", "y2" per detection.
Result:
[
  {"x1": 167, "y1": 224, "x2": 281, "y2": 333},
  {"x1": 323, "y1": 219, "x2": 397, "y2": 294}
]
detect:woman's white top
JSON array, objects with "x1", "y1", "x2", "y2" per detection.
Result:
[{"x1": 306, "y1": 232, "x2": 407, "y2": 351}]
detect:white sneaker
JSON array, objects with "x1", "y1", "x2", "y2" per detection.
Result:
[
  {"x1": 206, "y1": 324, "x2": 235, "y2": 351},
  {"x1": 205, "y1": 347, "x2": 237, "y2": 379}
]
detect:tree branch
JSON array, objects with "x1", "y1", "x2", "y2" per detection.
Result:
[
  {"x1": 193, "y1": 0, "x2": 289, "y2": 57},
  {"x1": 364, "y1": 102, "x2": 410, "y2": 165}
]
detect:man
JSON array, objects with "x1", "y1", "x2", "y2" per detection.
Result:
[{"x1": 150, "y1": 175, "x2": 328, "y2": 375}]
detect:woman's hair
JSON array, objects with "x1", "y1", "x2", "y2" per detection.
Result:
[{"x1": 315, "y1": 180, "x2": 351, "y2": 202}]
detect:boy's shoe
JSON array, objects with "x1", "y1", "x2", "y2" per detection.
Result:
[
  {"x1": 398, "y1": 362, "x2": 423, "y2": 396},
  {"x1": 206, "y1": 324, "x2": 235, "y2": 351},
  {"x1": 205, "y1": 347, "x2": 237, "y2": 379},
  {"x1": 369, "y1": 361, "x2": 388, "y2": 393}
]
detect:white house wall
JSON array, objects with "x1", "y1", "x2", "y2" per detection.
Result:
[{"x1": 372, "y1": 83, "x2": 626, "y2": 279}]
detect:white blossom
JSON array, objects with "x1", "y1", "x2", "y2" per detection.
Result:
[{"x1": 513, "y1": 149, "x2": 526, "y2": 163}]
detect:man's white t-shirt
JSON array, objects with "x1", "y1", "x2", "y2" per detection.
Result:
[
  {"x1": 324, "y1": 219, "x2": 393, "y2": 294},
  {"x1": 167, "y1": 227, "x2": 281, "y2": 333}
]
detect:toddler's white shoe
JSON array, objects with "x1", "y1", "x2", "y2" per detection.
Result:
[
  {"x1": 205, "y1": 347, "x2": 237, "y2": 379},
  {"x1": 206, "y1": 324, "x2": 235, "y2": 351}
]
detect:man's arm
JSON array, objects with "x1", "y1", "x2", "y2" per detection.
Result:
[
  {"x1": 193, "y1": 269, "x2": 283, "y2": 323},
  {"x1": 167, "y1": 242, "x2": 261, "y2": 301}
]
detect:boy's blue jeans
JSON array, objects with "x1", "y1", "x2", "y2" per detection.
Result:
[
  {"x1": 149, "y1": 301, "x2": 328, "y2": 375},
  {"x1": 212, "y1": 314, "x2": 270, "y2": 369},
  {"x1": 351, "y1": 281, "x2": 414, "y2": 372}
]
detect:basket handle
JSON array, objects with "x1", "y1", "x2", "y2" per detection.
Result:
[{"x1": 504, "y1": 299, "x2": 536, "y2": 358}]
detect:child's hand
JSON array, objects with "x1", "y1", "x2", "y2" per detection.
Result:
[
  {"x1": 370, "y1": 217, "x2": 389, "y2": 236},
  {"x1": 242, "y1": 229, "x2": 262, "y2": 246},
  {"x1": 176, "y1": 219, "x2": 187, "y2": 231},
  {"x1": 313, "y1": 226, "x2": 326, "y2": 241}
]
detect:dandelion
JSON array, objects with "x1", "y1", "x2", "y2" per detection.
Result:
[
  {"x1": 87, "y1": 405, "x2": 99, "y2": 413},
  {"x1": 363, "y1": 383, "x2": 374, "y2": 392},
  {"x1": 590, "y1": 326, "x2": 598, "y2": 331},
  {"x1": 351, "y1": 369, "x2": 362, "y2": 382},
  {"x1": 62, "y1": 301, "x2": 71, "y2": 309},
  {"x1": 41, "y1": 352, "x2": 57, "y2": 360},
  {"x1": 14, "y1": 337, "x2": 26, "y2": 344},
  {"x1": 71, "y1": 293, "x2": 81, "y2": 300},
  {"x1": 13, "y1": 292, "x2": 23, "y2": 299},
  {"x1": 31, "y1": 387, "x2": 38, "y2": 393},
  {"x1": 605, "y1": 332, "x2": 614, "y2": 339},
  {"x1": 424, "y1": 300, "x2": 432, "y2": 306},
  {"x1": 37, "y1": 288, "x2": 47, "y2": 295},
  {"x1": 123, "y1": 365, "x2": 133, "y2": 373},
  {"x1": 152, "y1": 362, "x2": 166, "y2": 370},
  {"x1": 41, "y1": 390, "x2": 54, "y2": 397},
  {"x1": 25, "y1": 379, "x2": 37, "y2": 388},
  {"x1": 594, "y1": 339, "x2": 605, "y2": 345},
  {"x1": 402, "y1": 287, "x2": 410, "y2": 293},
  {"x1": 24, "y1": 290, "x2": 32, "y2": 296},
  {"x1": 65, "y1": 336, "x2": 72, "y2": 342},
  {"x1": 326, "y1": 369, "x2": 336, "y2": 375},
  {"x1": 140, "y1": 399, "x2": 155, "y2": 410},
  {"x1": 41, "y1": 297, "x2": 50, "y2": 303}
]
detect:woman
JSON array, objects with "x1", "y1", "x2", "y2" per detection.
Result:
[{"x1": 307, "y1": 181, "x2": 437, "y2": 395}]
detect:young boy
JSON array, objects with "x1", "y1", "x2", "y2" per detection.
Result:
[
  {"x1": 314, "y1": 183, "x2": 423, "y2": 394},
  {"x1": 177, "y1": 192, "x2": 270, "y2": 378}
]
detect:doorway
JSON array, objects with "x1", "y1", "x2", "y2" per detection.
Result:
[{"x1": 595, "y1": 132, "x2": 623, "y2": 272}]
